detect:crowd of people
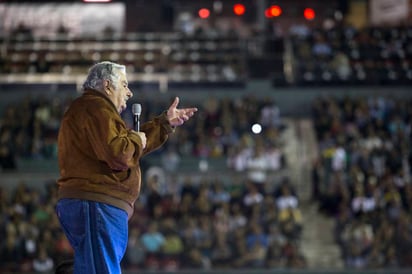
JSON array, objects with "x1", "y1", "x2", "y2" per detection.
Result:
[
  {"x1": 0, "y1": 169, "x2": 304, "y2": 272},
  {"x1": 5, "y1": 16, "x2": 412, "y2": 88},
  {"x1": 0, "y1": 94, "x2": 286, "y2": 174},
  {"x1": 311, "y1": 95, "x2": 412, "y2": 268},
  {"x1": 2, "y1": 87, "x2": 412, "y2": 272},
  {"x1": 1, "y1": 20, "x2": 247, "y2": 86},
  {"x1": 291, "y1": 24, "x2": 412, "y2": 86},
  {"x1": 0, "y1": 94, "x2": 299, "y2": 272}
]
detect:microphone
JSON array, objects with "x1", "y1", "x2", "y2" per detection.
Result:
[{"x1": 132, "y1": 103, "x2": 141, "y2": 132}]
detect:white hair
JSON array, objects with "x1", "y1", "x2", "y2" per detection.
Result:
[{"x1": 82, "y1": 61, "x2": 126, "y2": 92}]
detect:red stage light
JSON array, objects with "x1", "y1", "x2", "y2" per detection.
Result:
[
  {"x1": 304, "y1": 8, "x2": 316, "y2": 20},
  {"x1": 233, "y1": 4, "x2": 246, "y2": 16},
  {"x1": 265, "y1": 5, "x2": 282, "y2": 18},
  {"x1": 198, "y1": 8, "x2": 210, "y2": 19}
]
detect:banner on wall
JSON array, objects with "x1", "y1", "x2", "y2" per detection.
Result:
[
  {"x1": 369, "y1": 0, "x2": 410, "y2": 25},
  {"x1": 0, "y1": 3, "x2": 125, "y2": 37}
]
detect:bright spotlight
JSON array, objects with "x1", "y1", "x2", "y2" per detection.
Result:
[{"x1": 251, "y1": 123, "x2": 262, "y2": 134}]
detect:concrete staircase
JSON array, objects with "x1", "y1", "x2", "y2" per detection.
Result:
[{"x1": 281, "y1": 118, "x2": 343, "y2": 269}]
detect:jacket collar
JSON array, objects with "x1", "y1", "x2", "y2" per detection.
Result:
[{"x1": 83, "y1": 89, "x2": 119, "y2": 114}]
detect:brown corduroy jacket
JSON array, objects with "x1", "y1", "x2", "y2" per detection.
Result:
[{"x1": 57, "y1": 89, "x2": 173, "y2": 218}]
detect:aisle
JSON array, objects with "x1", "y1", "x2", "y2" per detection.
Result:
[{"x1": 282, "y1": 118, "x2": 343, "y2": 269}]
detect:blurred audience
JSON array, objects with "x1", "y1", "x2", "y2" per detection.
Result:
[
  {"x1": 0, "y1": 94, "x2": 286, "y2": 174},
  {"x1": 0, "y1": 173, "x2": 305, "y2": 271},
  {"x1": 312, "y1": 95, "x2": 412, "y2": 268},
  {"x1": 292, "y1": 25, "x2": 412, "y2": 86},
  {"x1": 0, "y1": 93, "x2": 305, "y2": 271}
]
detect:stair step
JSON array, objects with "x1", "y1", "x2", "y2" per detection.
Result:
[{"x1": 282, "y1": 118, "x2": 343, "y2": 269}]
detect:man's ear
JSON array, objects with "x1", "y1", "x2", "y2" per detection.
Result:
[{"x1": 103, "y1": 80, "x2": 111, "y2": 95}]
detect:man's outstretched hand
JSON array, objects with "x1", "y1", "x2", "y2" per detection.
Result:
[{"x1": 167, "y1": 97, "x2": 198, "y2": 127}]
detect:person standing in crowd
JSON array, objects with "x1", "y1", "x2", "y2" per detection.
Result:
[{"x1": 55, "y1": 61, "x2": 197, "y2": 274}]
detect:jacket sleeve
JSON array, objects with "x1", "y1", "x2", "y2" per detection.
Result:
[
  {"x1": 85, "y1": 108, "x2": 143, "y2": 171},
  {"x1": 140, "y1": 111, "x2": 174, "y2": 156}
]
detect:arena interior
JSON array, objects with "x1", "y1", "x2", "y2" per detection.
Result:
[{"x1": 1, "y1": 0, "x2": 412, "y2": 273}]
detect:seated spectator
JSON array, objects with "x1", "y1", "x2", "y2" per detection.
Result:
[
  {"x1": 1, "y1": 230, "x2": 23, "y2": 272},
  {"x1": 228, "y1": 202, "x2": 247, "y2": 232},
  {"x1": 275, "y1": 183, "x2": 299, "y2": 211},
  {"x1": 243, "y1": 182, "x2": 264, "y2": 211},
  {"x1": 210, "y1": 233, "x2": 232, "y2": 268},
  {"x1": 330, "y1": 51, "x2": 352, "y2": 80},
  {"x1": 11, "y1": 22, "x2": 33, "y2": 38},
  {"x1": 124, "y1": 227, "x2": 146, "y2": 270},
  {"x1": 161, "y1": 229, "x2": 184, "y2": 270},
  {"x1": 209, "y1": 181, "x2": 231, "y2": 206},
  {"x1": 53, "y1": 231, "x2": 74, "y2": 263},
  {"x1": 312, "y1": 32, "x2": 332, "y2": 58},
  {"x1": 195, "y1": 216, "x2": 214, "y2": 257},
  {"x1": 289, "y1": 23, "x2": 311, "y2": 39},
  {"x1": 141, "y1": 222, "x2": 165, "y2": 268},
  {"x1": 246, "y1": 144, "x2": 269, "y2": 193},
  {"x1": 274, "y1": 180, "x2": 302, "y2": 235},
  {"x1": 227, "y1": 144, "x2": 250, "y2": 172},
  {"x1": 382, "y1": 183, "x2": 403, "y2": 221},
  {"x1": 351, "y1": 184, "x2": 377, "y2": 216},
  {"x1": 194, "y1": 185, "x2": 213, "y2": 215},
  {"x1": 32, "y1": 245, "x2": 54, "y2": 273},
  {"x1": 266, "y1": 144, "x2": 284, "y2": 171},
  {"x1": 55, "y1": 260, "x2": 74, "y2": 274},
  {"x1": 242, "y1": 241, "x2": 267, "y2": 268},
  {"x1": 213, "y1": 204, "x2": 231, "y2": 242},
  {"x1": 0, "y1": 128, "x2": 17, "y2": 171},
  {"x1": 366, "y1": 240, "x2": 385, "y2": 268},
  {"x1": 345, "y1": 241, "x2": 367, "y2": 269},
  {"x1": 56, "y1": 24, "x2": 69, "y2": 36},
  {"x1": 183, "y1": 247, "x2": 211, "y2": 269},
  {"x1": 259, "y1": 99, "x2": 282, "y2": 129},
  {"x1": 229, "y1": 227, "x2": 248, "y2": 268},
  {"x1": 245, "y1": 223, "x2": 269, "y2": 252},
  {"x1": 160, "y1": 146, "x2": 181, "y2": 173},
  {"x1": 180, "y1": 217, "x2": 202, "y2": 249},
  {"x1": 284, "y1": 241, "x2": 307, "y2": 268},
  {"x1": 318, "y1": 173, "x2": 350, "y2": 216},
  {"x1": 266, "y1": 241, "x2": 287, "y2": 269}
]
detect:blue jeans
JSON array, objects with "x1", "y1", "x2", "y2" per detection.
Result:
[{"x1": 56, "y1": 199, "x2": 128, "y2": 274}]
